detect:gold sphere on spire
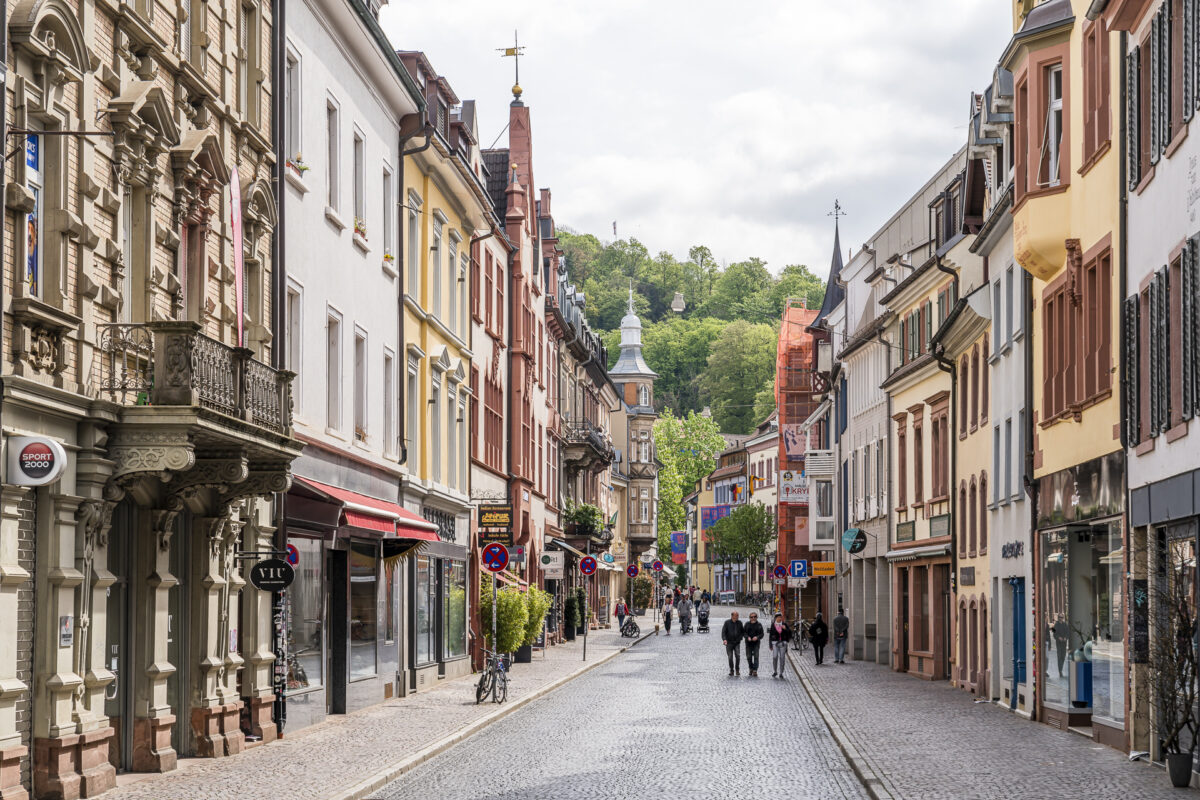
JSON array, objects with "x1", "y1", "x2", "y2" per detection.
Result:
[{"x1": 512, "y1": 83, "x2": 523, "y2": 98}]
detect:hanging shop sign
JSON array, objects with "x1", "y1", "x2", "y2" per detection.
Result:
[
  {"x1": 540, "y1": 551, "x2": 564, "y2": 580},
  {"x1": 249, "y1": 558, "x2": 295, "y2": 591},
  {"x1": 478, "y1": 503, "x2": 514, "y2": 546},
  {"x1": 508, "y1": 545, "x2": 526, "y2": 564},
  {"x1": 7, "y1": 436, "x2": 68, "y2": 486},
  {"x1": 842, "y1": 528, "x2": 868, "y2": 554}
]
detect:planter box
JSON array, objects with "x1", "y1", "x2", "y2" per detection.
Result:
[
  {"x1": 564, "y1": 627, "x2": 576, "y2": 641},
  {"x1": 576, "y1": 625, "x2": 587, "y2": 636},
  {"x1": 514, "y1": 644, "x2": 533, "y2": 663}
]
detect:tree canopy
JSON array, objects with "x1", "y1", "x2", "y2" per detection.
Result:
[
  {"x1": 708, "y1": 503, "x2": 776, "y2": 563},
  {"x1": 560, "y1": 230, "x2": 824, "y2": 434}
]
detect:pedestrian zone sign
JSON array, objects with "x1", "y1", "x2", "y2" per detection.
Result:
[{"x1": 789, "y1": 560, "x2": 809, "y2": 579}]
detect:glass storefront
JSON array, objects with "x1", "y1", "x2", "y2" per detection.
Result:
[
  {"x1": 1039, "y1": 520, "x2": 1124, "y2": 723},
  {"x1": 286, "y1": 536, "x2": 324, "y2": 692},
  {"x1": 349, "y1": 542, "x2": 378, "y2": 679},
  {"x1": 442, "y1": 560, "x2": 467, "y2": 660},
  {"x1": 416, "y1": 555, "x2": 435, "y2": 664}
]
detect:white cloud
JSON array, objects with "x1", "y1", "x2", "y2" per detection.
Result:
[{"x1": 378, "y1": 0, "x2": 1012, "y2": 276}]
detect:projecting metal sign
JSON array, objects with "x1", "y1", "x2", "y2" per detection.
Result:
[
  {"x1": 7, "y1": 436, "x2": 68, "y2": 486},
  {"x1": 249, "y1": 558, "x2": 295, "y2": 591}
]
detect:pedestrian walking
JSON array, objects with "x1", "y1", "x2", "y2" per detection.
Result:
[
  {"x1": 662, "y1": 596, "x2": 674, "y2": 635},
  {"x1": 677, "y1": 596, "x2": 694, "y2": 634},
  {"x1": 721, "y1": 611, "x2": 745, "y2": 676},
  {"x1": 743, "y1": 612, "x2": 765, "y2": 677},
  {"x1": 832, "y1": 608, "x2": 850, "y2": 664},
  {"x1": 701, "y1": 589, "x2": 711, "y2": 604},
  {"x1": 809, "y1": 612, "x2": 829, "y2": 665},
  {"x1": 614, "y1": 599, "x2": 628, "y2": 632},
  {"x1": 768, "y1": 613, "x2": 792, "y2": 678}
]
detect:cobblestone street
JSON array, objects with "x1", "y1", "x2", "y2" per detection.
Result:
[
  {"x1": 377, "y1": 606, "x2": 864, "y2": 800},
  {"x1": 793, "y1": 651, "x2": 1194, "y2": 799}
]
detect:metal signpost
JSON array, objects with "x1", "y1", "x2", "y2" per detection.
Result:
[
  {"x1": 482, "y1": 543, "x2": 509, "y2": 657},
  {"x1": 579, "y1": 556, "x2": 597, "y2": 660}
]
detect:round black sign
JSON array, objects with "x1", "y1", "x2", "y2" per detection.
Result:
[
  {"x1": 249, "y1": 558, "x2": 295, "y2": 591},
  {"x1": 845, "y1": 528, "x2": 868, "y2": 555}
]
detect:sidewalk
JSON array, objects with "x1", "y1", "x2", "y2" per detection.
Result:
[
  {"x1": 790, "y1": 651, "x2": 1191, "y2": 800},
  {"x1": 104, "y1": 625, "x2": 649, "y2": 800}
]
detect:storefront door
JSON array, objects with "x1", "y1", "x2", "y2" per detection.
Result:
[
  {"x1": 898, "y1": 567, "x2": 909, "y2": 671},
  {"x1": 104, "y1": 502, "x2": 134, "y2": 771},
  {"x1": 1009, "y1": 576, "x2": 1026, "y2": 709},
  {"x1": 167, "y1": 513, "x2": 191, "y2": 757}
]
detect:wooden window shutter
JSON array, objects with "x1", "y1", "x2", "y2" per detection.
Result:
[
  {"x1": 900, "y1": 318, "x2": 908, "y2": 365},
  {"x1": 1100, "y1": 20, "x2": 1112, "y2": 142},
  {"x1": 1152, "y1": 11, "x2": 1163, "y2": 164},
  {"x1": 1125, "y1": 295, "x2": 1141, "y2": 444},
  {"x1": 1161, "y1": 265, "x2": 1172, "y2": 432},
  {"x1": 1128, "y1": 48, "x2": 1142, "y2": 189},
  {"x1": 1182, "y1": 237, "x2": 1197, "y2": 420},
  {"x1": 1162, "y1": 6, "x2": 1173, "y2": 155},
  {"x1": 925, "y1": 301, "x2": 933, "y2": 351}
]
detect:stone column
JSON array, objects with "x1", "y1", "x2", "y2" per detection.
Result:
[
  {"x1": 189, "y1": 514, "x2": 243, "y2": 758},
  {"x1": 239, "y1": 501, "x2": 276, "y2": 744},
  {"x1": 131, "y1": 508, "x2": 177, "y2": 773},
  {"x1": 33, "y1": 495, "x2": 85, "y2": 799},
  {"x1": 0, "y1": 487, "x2": 32, "y2": 800}
]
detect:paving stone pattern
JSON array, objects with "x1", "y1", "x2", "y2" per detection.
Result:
[
  {"x1": 793, "y1": 652, "x2": 1193, "y2": 800},
  {"x1": 377, "y1": 606, "x2": 865, "y2": 800},
  {"x1": 101, "y1": 625, "x2": 640, "y2": 800}
]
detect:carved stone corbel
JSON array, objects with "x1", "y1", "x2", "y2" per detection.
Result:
[{"x1": 1064, "y1": 238, "x2": 1082, "y2": 307}]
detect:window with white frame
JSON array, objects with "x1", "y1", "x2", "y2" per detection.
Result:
[
  {"x1": 286, "y1": 284, "x2": 302, "y2": 412},
  {"x1": 284, "y1": 48, "x2": 300, "y2": 162},
  {"x1": 993, "y1": 279, "x2": 1002, "y2": 356},
  {"x1": 352, "y1": 132, "x2": 364, "y2": 228},
  {"x1": 353, "y1": 329, "x2": 367, "y2": 442},
  {"x1": 120, "y1": 186, "x2": 132, "y2": 319},
  {"x1": 458, "y1": 394, "x2": 467, "y2": 489},
  {"x1": 383, "y1": 349, "x2": 395, "y2": 456},
  {"x1": 431, "y1": 371, "x2": 442, "y2": 482},
  {"x1": 407, "y1": 193, "x2": 421, "y2": 297},
  {"x1": 431, "y1": 214, "x2": 445, "y2": 316},
  {"x1": 326, "y1": 310, "x2": 342, "y2": 430},
  {"x1": 1016, "y1": 410, "x2": 1025, "y2": 499},
  {"x1": 459, "y1": 253, "x2": 468, "y2": 339},
  {"x1": 1005, "y1": 267, "x2": 1014, "y2": 345},
  {"x1": 382, "y1": 166, "x2": 394, "y2": 260},
  {"x1": 447, "y1": 382, "x2": 457, "y2": 488},
  {"x1": 448, "y1": 234, "x2": 459, "y2": 330},
  {"x1": 1004, "y1": 417, "x2": 1013, "y2": 501},
  {"x1": 993, "y1": 425, "x2": 1001, "y2": 505},
  {"x1": 1040, "y1": 64, "x2": 1064, "y2": 187},
  {"x1": 407, "y1": 354, "x2": 419, "y2": 454},
  {"x1": 326, "y1": 101, "x2": 339, "y2": 210}
]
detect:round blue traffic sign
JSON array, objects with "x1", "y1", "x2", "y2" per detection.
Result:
[
  {"x1": 773, "y1": 564, "x2": 786, "y2": 579},
  {"x1": 579, "y1": 556, "x2": 598, "y2": 576},
  {"x1": 482, "y1": 543, "x2": 509, "y2": 573},
  {"x1": 652, "y1": 560, "x2": 664, "y2": 572},
  {"x1": 627, "y1": 564, "x2": 640, "y2": 578}
]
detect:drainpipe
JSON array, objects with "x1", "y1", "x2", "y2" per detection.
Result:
[
  {"x1": 269, "y1": 0, "x2": 286, "y2": 736},
  {"x1": 933, "y1": 257, "x2": 959, "y2": 682},
  {"x1": 877, "y1": 325, "x2": 892, "y2": 665},
  {"x1": 397, "y1": 123, "x2": 434, "y2": 469}
]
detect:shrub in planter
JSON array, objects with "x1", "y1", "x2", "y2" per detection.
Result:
[
  {"x1": 563, "y1": 499, "x2": 605, "y2": 538},
  {"x1": 574, "y1": 587, "x2": 588, "y2": 633},
  {"x1": 563, "y1": 595, "x2": 578, "y2": 640},
  {"x1": 477, "y1": 576, "x2": 528, "y2": 655},
  {"x1": 523, "y1": 587, "x2": 553, "y2": 646},
  {"x1": 631, "y1": 575, "x2": 652, "y2": 612}
]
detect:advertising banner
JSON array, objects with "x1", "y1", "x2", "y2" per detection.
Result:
[
  {"x1": 781, "y1": 423, "x2": 808, "y2": 459},
  {"x1": 793, "y1": 515, "x2": 809, "y2": 547},
  {"x1": 779, "y1": 469, "x2": 809, "y2": 505},
  {"x1": 670, "y1": 531, "x2": 687, "y2": 565},
  {"x1": 700, "y1": 505, "x2": 731, "y2": 533}
]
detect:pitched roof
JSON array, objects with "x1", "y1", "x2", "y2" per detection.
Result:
[
  {"x1": 813, "y1": 220, "x2": 845, "y2": 326},
  {"x1": 482, "y1": 149, "x2": 509, "y2": 217}
]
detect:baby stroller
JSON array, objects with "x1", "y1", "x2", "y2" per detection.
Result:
[
  {"x1": 620, "y1": 616, "x2": 640, "y2": 638},
  {"x1": 697, "y1": 609, "x2": 710, "y2": 633},
  {"x1": 679, "y1": 614, "x2": 692, "y2": 635}
]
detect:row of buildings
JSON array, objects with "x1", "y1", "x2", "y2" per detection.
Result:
[
  {"x1": 0, "y1": 0, "x2": 660, "y2": 796},
  {"x1": 772, "y1": 0, "x2": 1199, "y2": 772}
]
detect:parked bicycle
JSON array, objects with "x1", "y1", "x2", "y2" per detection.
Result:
[
  {"x1": 475, "y1": 648, "x2": 508, "y2": 704},
  {"x1": 791, "y1": 619, "x2": 811, "y2": 652}
]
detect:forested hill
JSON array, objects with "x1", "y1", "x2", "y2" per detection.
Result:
[{"x1": 558, "y1": 230, "x2": 825, "y2": 435}]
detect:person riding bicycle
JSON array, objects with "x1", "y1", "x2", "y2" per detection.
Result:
[{"x1": 677, "y1": 596, "x2": 694, "y2": 634}]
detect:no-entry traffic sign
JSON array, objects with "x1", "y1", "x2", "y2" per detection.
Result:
[
  {"x1": 773, "y1": 564, "x2": 787, "y2": 579},
  {"x1": 627, "y1": 564, "x2": 639, "y2": 578},
  {"x1": 482, "y1": 543, "x2": 509, "y2": 573},
  {"x1": 579, "y1": 556, "x2": 598, "y2": 576},
  {"x1": 652, "y1": 560, "x2": 664, "y2": 572}
]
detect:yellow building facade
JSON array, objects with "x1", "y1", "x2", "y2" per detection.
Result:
[{"x1": 1006, "y1": 0, "x2": 1127, "y2": 744}]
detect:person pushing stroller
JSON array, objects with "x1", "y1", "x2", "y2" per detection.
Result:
[
  {"x1": 677, "y1": 595, "x2": 694, "y2": 634},
  {"x1": 696, "y1": 597, "x2": 711, "y2": 632}
]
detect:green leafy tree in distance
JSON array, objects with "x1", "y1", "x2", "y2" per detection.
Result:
[
  {"x1": 699, "y1": 320, "x2": 779, "y2": 434},
  {"x1": 709, "y1": 502, "x2": 776, "y2": 568}
]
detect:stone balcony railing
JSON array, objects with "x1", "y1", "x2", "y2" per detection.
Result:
[{"x1": 95, "y1": 321, "x2": 293, "y2": 435}]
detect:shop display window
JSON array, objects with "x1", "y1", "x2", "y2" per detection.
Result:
[
  {"x1": 1041, "y1": 530, "x2": 1070, "y2": 708},
  {"x1": 349, "y1": 542, "x2": 378, "y2": 679},
  {"x1": 286, "y1": 536, "x2": 324, "y2": 692},
  {"x1": 1090, "y1": 521, "x2": 1124, "y2": 724},
  {"x1": 416, "y1": 555, "x2": 435, "y2": 664},
  {"x1": 443, "y1": 560, "x2": 467, "y2": 659}
]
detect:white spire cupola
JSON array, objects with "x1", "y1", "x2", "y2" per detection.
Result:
[{"x1": 609, "y1": 282, "x2": 658, "y2": 383}]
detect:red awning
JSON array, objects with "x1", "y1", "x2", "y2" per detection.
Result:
[{"x1": 294, "y1": 477, "x2": 440, "y2": 541}]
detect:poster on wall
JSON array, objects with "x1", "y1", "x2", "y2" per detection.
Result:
[
  {"x1": 700, "y1": 505, "x2": 731, "y2": 533},
  {"x1": 793, "y1": 515, "x2": 809, "y2": 547},
  {"x1": 781, "y1": 424, "x2": 808, "y2": 459},
  {"x1": 780, "y1": 470, "x2": 809, "y2": 505}
]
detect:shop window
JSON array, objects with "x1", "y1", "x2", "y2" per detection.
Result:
[
  {"x1": 349, "y1": 542, "x2": 378, "y2": 679},
  {"x1": 1041, "y1": 530, "x2": 1071, "y2": 708},
  {"x1": 1091, "y1": 521, "x2": 1124, "y2": 724},
  {"x1": 285, "y1": 536, "x2": 323, "y2": 692},
  {"x1": 442, "y1": 560, "x2": 467, "y2": 659},
  {"x1": 416, "y1": 555, "x2": 436, "y2": 665},
  {"x1": 383, "y1": 556, "x2": 397, "y2": 643}
]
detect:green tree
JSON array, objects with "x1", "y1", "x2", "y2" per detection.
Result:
[
  {"x1": 699, "y1": 321, "x2": 779, "y2": 434},
  {"x1": 768, "y1": 263, "x2": 826, "y2": 315},
  {"x1": 699, "y1": 257, "x2": 772, "y2": 319},
  {"x1": 752, "y1": 375, "x2": 777, "y2": 427},
  {"x1": 709, "y1": 502, "x2": 776, "y2": 563},
  {"x1": 559, "y1": 230, "x2": 604, "y2": 286},
  {"x1": 653, "y1": 409, "x2": 727, "y2": 491}
]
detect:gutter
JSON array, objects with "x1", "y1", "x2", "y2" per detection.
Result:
[
  {"x1": 346, "y1": 0, "x2": 425, "y2": 114},
  {"x1": 1086, "y1": 0, "x2": 1110, "y2": 20}
]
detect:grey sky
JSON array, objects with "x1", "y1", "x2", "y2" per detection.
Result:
[{"x1": 378, "y1": 1, "x2": 1013, "y2": 277}]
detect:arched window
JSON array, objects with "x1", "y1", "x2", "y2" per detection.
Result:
[
  {"x1": 638, "y1": 384, "x2": 650, "y2": 406},
  {"x1": 959, "y1": 356, "x2": 969, "y2": 435},
  {"x1": 971, "y1": 345, "x2": 980, "y2": 429},
  {"x1": 959, "y1": 481, "x2": 968, "y2": 551},
  {"x1": 969, "y1": 478, "x2": 978, "y2": 555},
  {"x1": 979, "y1": 472, "x2": 988, "y2": 554},
  {"x1": 959, "y1": 599, "x2": 968, "y2": 684},
  {"x1": 969, "y1": 600, "x2": 979, "y2": 686}
]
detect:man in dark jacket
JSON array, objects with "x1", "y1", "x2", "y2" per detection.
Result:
[
  {"x1": 721, "y1": 611, "x2": 745, "y2": 676},
  {"x1": 742, "y1": 613, "x2": 765, "y2": 676},
  {"x1": 809, "y1": 612, "x2": 829, "y2": 665}
]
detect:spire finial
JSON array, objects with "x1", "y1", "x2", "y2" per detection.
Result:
[
  {"x1": 828, "y1": 199, "x2": 846, "y2": 231},
  {"x1": 628, "y1": 279, "x2": 635, "y2": 314},
  {"x1": 498, "y1": 31, "x2": 525, "y2": 100}
]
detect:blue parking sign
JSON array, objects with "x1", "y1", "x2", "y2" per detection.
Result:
[{"x1": 789, "y1": 560, "x2": 809, "y2": 579}]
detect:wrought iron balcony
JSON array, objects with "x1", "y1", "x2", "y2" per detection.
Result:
[
  {"x1": 96, "y1": 321, "x2": 293, "y2": 435},
  {"x1": 563, "y1": 420, "x2": 615, "y2": 473}
]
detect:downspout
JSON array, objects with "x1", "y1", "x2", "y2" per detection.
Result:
[
  {"x1": 269, "y1": 0, "x2": 286, "y2": 737},
  {"x1": 1116, "y1": 27, "x2": 1132, "y2": 735},
  {"x1": 934, "y1": 256, "x2": 960, "y2": 683},
  {"x1": 877, "y1": 325, "x2": 892, "y2": 662},
  {"x1": 398, "y1": 123, "x2": 434, "y2": 469}
]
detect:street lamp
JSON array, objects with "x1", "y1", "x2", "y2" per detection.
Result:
[{"x1": 670, "y1": 292, "x2": 686, "y2": 313}]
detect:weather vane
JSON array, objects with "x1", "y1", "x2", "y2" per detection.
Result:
[
  {"x1": 497, "y1": 31, "x2": 525, "y2": 99},
  {"x1": 828, "y1": 199, "x2": 846, "y2": 224}
]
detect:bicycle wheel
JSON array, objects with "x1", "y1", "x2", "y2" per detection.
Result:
[
  {"x1": 475, "y1": 669, "x2": 493, "y2": 704},
  {"x1": 495, "y1": 670, "x2": 508, "y2": 703}
]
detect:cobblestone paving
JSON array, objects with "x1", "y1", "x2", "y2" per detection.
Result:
[
  {"x1": 793, "y1": 652, "x2": 1194, "y2": 800},
  {"x1": 377, "y1": 606, "x2": 866, "y2": 800},
  {"x1": 102, "y1": 625, "x2": 640, "y2": 800}
]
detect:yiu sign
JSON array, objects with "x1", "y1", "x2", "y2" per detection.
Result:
[
  {"x1": 249, "y1": 558, "x2": 295, "y2": 591},
  {"x1": 7, "y1": 436, "x2": 68, "y2": 486}
]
